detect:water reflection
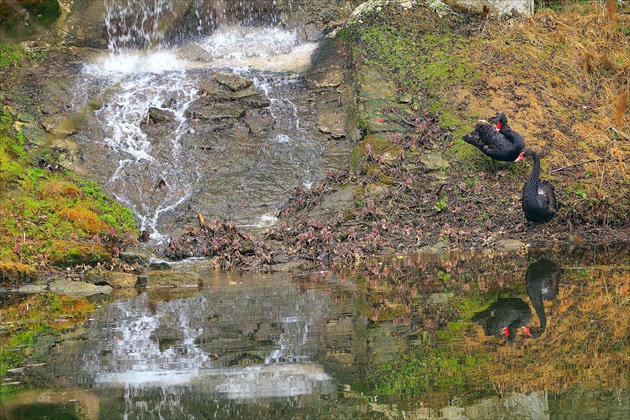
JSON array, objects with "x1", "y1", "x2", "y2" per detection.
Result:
[
  {"x1": 471, "y1": 297, "x2": 532, "y2": 345},
  {"x1": 471, "y1": 259, "x2": 562, "y2": 345},
  {"x1": 2, "y1": 247, "x2": 629, "y2": 419},
  {"x1": 524, "y1": 259, "x2": 561, "y2": 339}
]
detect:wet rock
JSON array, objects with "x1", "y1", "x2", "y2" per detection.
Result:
[
  {"x1": 245, "y1": 115, "x2": 275, "y2": 134},
  {"x1": 41, "y1": 115, "x2": 77, "y2": 135},
  {"x1": 85, "y1": 270, "x2": 139, "y2": 288},
  {"x1": 496, "y1": 239, "x2": 526, "y2": 251},
  {"x1": 146, "y1": 271, "x2": 202, "y2": 288},
  {"x1": 302, "y1": 23, "x2": 324, "y2": 41},
  {"x1": 49, "y1": 279, "x2": 113, "y2": 297},
  {"x1": 119, "y1": 249, "x2": 152, "y2": 266},
  {"x1": 317, "y1": 108, "x2": 347, "y2": 138},
  {"x1": 149, "y1": 261, "x2": 172, "y2": 270},
  {"x1": 175, "y1": 43, "x2": 212, "y2": 62},
  {"x1": 305, "y1": 69, "x2": 344, "y2": 89},
  {"x1": 185, "y1": 98, "x2": 247, "y2": 122},
  {"x1": 145, "y1": 107, "x2": 175, "y2": 124},
  {"x1": 213, "y1": 71, "x2": 252, "y2": 92},
  {"x1": 232, "y1": 88, "x2": 272, "y2": 108}
]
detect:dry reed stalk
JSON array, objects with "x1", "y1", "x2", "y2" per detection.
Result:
[
  {"x1": 613, "y1": 91, "x2": 628, "y2": 126},
  {"x1": 606, "y1": 0, "x2": 617, "y2": 27}
]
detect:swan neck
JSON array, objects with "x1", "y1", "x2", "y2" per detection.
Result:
[{"x1": 528, "y1": 150, "x2": 541, "y2": 182}]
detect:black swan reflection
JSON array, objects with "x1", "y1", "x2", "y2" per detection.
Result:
[
  {"x1": 471, "y1": 297, "x2": 532, "y2": 345},
  {"x1": 523, "y1": 259, "x2": 561, "y2": 339}
]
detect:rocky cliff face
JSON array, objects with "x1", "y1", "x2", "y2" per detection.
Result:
[{"x1": 2, "y1": 1, "x2": 534, "y2": 48}]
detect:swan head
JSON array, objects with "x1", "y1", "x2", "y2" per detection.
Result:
[{"x1": 494, "y1": 112, "x2": 508, "y2": 131}]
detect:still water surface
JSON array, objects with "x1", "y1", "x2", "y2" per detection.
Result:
[{"x1": 2, "y1": 246, "x2": 629, "y2": 419}]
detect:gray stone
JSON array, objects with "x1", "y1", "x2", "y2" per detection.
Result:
[
  {"x1": 185, "y1": 99, "x2": 246, "y2": 121},
  {"x1": 245, "y1": 116, "x2": 275, "y2": 134},
  {"x1": 305, "y1": 69, "x2": 344, "y2": 89},
  {"x1": 147, "y1": 271, "x2": 202, "y2": 288},
  {"x1": 18, "y1": 284, "x2": 49, "y2": 294},
  {"x1": 496, "y1": 239, "x2": 525, "y2": 251},
  {"x1": 213, "y1": 71, "x2": 252, "y2": 92},
  {"x1": 303, "y1": 23, "x2": 324, "y2": 41},
  {"x1": 419, "y1": 152, "x2": 450, "y2": 171},
  {"x1": 317, "y1": 108, "x2": 347, "y2": 138},
  {"x1": 85, "y1": 270, "x2": 139, "y2": 288},
  {"x1": 119, "y1": 249, "x2": 153, "y2": 265},
  {"x1": 146, "y1": 107, "x2": 175, "y2": 124},
  {"x1": 49, "y1": 279, "x2": 113, "y2": 297}
]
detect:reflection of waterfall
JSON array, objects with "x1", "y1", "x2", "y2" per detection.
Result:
[{"x1": 76, "y1": 283, "x2": 334, "y2": 401}]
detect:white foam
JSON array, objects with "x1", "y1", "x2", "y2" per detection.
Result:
[{"x1": 83, "y1": 51, "x2": 185, "y2": 80}]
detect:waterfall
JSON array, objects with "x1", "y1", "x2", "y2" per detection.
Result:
[
  {"x1": 75, "y1": 0, "x2": 329, "y2": 241},
  {"x1": 104, "y1": 0, "x2": 280, "y2": 51}
]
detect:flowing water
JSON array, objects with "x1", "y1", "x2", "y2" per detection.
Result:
[
  {"x1": 2, "y1": 2, "x2": 629, "y2": 418},
  {"x1": 1, "y1": 246, "x2": 629, "y2": 418},
  {"x1": 72, "y1": 0, "x2": 343, "y2": 241}
]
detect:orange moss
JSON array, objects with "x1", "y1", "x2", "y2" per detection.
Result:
[
  {"x1": 0, "y1": 261, "x2": 37, "y2": 285},
  {"x1": 58, "y1": 207, "x2": 104, "y2": 234},
  {"x1": 39, "y1": 180, "x2": 84, "y2": 199}
]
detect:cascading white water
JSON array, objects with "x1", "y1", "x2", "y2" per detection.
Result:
[
  {"x1": 104, "y1": 0, "x2": 175, "y2": 51},
  {"x1": 75, "y1": 0, "x2": 330, "y2": 241}
]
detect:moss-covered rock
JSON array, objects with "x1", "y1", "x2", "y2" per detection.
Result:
[
  {"x1": 49, "y1": 241, "x2": 112, "y2": 267},
  {"x1": 0, "y1": 261, "x2": 37, "y2": 285}
]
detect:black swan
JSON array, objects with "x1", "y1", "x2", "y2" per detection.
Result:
[
  {"x1": 471, "y1": 297, "x2": 532, "y2": 345},
  {"x1": 521, "y1": 148, "x2": 558, "y2": 223},
  {"x1": 523, "y1": 259, "x2": 561, "y2": 339},
  {"x1": 462, "y1": 113, "x2": 526, "y2": 163}
]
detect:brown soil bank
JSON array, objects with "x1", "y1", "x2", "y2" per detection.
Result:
[{"x1": 163, "y1": 2, "x2": 629, "y2": 270}]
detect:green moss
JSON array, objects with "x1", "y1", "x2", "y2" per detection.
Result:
[
  {"x1": 0, "y1": 43, "x2": 27, "y2": 69},
  {"x1": 351, "y1": 5, "x2": 481, "y2": 137},
  {"x1": 49, "y1": 241, "x2": 112, "y2": 267},
  {"x1": 0, "y1": 105, "x2": 137, "y2": 271}
]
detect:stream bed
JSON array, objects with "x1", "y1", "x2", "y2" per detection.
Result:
[{"x1": 1, "y1": 245, "x2": 628, "y2": 419}]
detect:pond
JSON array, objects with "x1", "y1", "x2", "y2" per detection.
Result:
[{"x1": 1, "y1": 245, "x2": 628, "y2": 419}]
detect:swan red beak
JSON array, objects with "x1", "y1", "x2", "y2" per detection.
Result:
[
  {"x1": 502, "y1": 327, "x2": 509, "y2": 338},
  {"x1": 522, "y1": 326, "x2": 532, "y2": 337},
  {"x1": 495, "y1": 121, "x2": 503, "y2": 131},
  {"x1": 514, "y1": 151, "x2": 524, "y2": 162}
]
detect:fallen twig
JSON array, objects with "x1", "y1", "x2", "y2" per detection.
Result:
[
  {"x1": 550, "y1": 158, "x2": 604, "y2": 173},
  {"x1": 389, "y1": 108, "x2": 417, "y2": 127},
  {"x1": 609, "y1": 126, "x2": 630, "y2": 141}
]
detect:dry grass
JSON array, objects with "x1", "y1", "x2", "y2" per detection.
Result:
[{"x1": 449, "y1": 2, "x2": 630, "y2": 224}]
